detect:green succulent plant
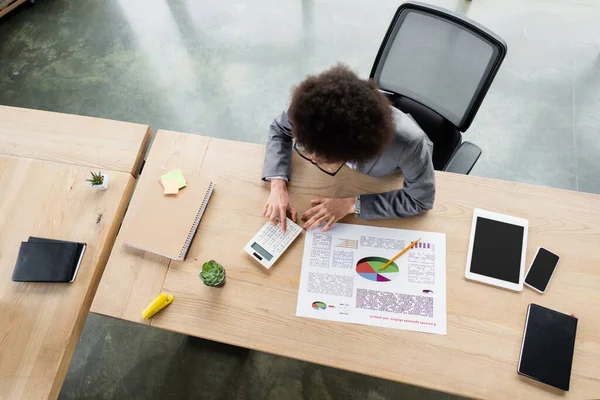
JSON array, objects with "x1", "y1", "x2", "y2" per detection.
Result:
[
  {"x1": 200, "y1": 260, "x2": 226, "y2": 287},
  {"x1": 86, "y1": 171, "x2": 104, "y2": 186}
]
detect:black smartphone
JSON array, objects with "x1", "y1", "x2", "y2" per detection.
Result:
[{"x1": 524, "y1": 247, "x2": 560, "y2": 293}]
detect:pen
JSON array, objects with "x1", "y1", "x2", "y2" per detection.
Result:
[{"x1": 380, "y1": 238, "x2": 421, "y2": 271}]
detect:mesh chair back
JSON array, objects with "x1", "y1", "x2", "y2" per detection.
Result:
[{"x1": 371, "y1": 1, "x2": 506, "y2": 132}]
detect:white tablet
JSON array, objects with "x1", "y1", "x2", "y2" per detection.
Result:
[{"x1": 465, "y1": 209, "x2": 528, "y2": 291}]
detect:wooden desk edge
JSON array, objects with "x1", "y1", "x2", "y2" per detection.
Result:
[
  {"x1": 0, "y1": 0, "x2": 28, "y2": 18},
  {"x1": 149, "y1": 320, "x2": 467, "y2": 399},
  {"x1": 0, "y1": 106, "x2": 153, "y2": 176},
  {"x1": 48, "y1": 174, "x2": 137, "y2": 399},
  {"x1": 132, "y1": 126, "x2": 152, "y2": 178}
]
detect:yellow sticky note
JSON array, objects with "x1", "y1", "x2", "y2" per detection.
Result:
[
  {"x1": 163, "y1": 179, "x2": 179, "y2": 195},
  {"x1": 160, "y1": 168, "x2": 187, "y2": 189}
]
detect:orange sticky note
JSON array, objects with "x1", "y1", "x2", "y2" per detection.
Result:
[{"x1": 163, "y1": 179, "x2": 179, "y2": 195}]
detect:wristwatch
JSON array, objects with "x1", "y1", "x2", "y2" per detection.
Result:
[{"x1": 354, "y1": 195, "x2": 361, "y2": 217}]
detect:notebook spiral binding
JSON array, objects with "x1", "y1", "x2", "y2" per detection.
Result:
[{"x1": 179, "y1": 182, "x2": 216, "y2": 260}]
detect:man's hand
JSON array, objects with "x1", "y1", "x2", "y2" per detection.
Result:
[
  {"x1": 262, "y1": 179, "x2": 296, "y2": 233},
  {"x1": 301, "y1": 197, "x2": 355, "y2": 232}
]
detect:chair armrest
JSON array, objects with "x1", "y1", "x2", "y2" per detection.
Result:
[{"x1": 442, "y1": 141, "x2": 482, "y2": 175}]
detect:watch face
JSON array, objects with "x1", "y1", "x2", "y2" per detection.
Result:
[{"x1": 354, "y1": 196, "x2": 361, "y2": 215}]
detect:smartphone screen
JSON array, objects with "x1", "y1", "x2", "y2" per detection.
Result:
[{"x1": 525, "y1": 248, "x2": 560, "y2": 292}]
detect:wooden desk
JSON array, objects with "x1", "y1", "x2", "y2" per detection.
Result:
[
  {"x1": 93, "y1": 130, "x2": 600, "y2": 399},
  {"x1": 0, "y1": 0, "x2": 28, "y2": 19},
  {"x1": 0, "y1": 108, "x2": 151, "y2": 400},
  {"x1": 0, "y1": 105, "x2": 151, "y2": 176}
]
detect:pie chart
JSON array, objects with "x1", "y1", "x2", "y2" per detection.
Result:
[
  {"x1": 356, "y1": 256, "x2": 399, "y2": 282},
  {"x1": 312, "y1": 301, "x2": 327, "y2": 310}
]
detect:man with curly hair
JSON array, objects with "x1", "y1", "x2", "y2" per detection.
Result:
[{"x1": 262, "y1": 64, "x2": 435, "y2": 233}]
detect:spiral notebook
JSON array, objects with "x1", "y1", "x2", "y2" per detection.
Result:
[{"x1": 122, "y1": 174, "x2": 215, "y2": 261}]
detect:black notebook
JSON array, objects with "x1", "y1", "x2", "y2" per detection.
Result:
[
  {"x1": 518, "y1": 304, "x2": 578, "y2": 391},
  {"x1": 12, "y1": 237, "x2": 87, "y2": 283}
]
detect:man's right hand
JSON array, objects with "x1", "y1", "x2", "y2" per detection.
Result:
[{"x1": 262, "y1": 179, "x2": 296, "y2": 233}]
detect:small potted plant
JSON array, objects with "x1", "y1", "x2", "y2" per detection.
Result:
[
  {"x1": 87, "y1": 171, "x2": 109, "y2": 191},
  {"x1": 200, "y1": 260, "x2": 226, "y2": 287}
]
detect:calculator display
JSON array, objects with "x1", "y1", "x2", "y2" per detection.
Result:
[{"x1": 251, "y1": 242, "x2": 273, "y2": 261}]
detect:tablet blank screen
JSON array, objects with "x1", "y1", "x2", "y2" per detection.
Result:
[{"x1": 470, "y1": 217, "x2": 524, "y2": 284}]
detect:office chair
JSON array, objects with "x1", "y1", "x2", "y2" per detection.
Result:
[{"x1": 370, "y1": 1, "x2": 507, "y2": 174}]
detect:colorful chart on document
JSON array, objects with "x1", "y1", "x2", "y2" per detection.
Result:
[
  {"x1": 312, "y1": 301, "x2": 327, "y2": 310},
  {"x1": 356, "y1": 257, "x2": 399, "y2": 282}
]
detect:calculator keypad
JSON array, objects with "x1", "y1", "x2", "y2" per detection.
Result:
[
  {"x1": 245, "y1": 217, "x2": 302, "y2": 268},
  {"x1": 257, "y1": 219, "x2": 301, "y2": 256}
]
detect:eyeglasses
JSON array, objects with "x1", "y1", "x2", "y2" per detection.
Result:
[{"x1": 293, "y1": 142, "x2": 344, "y2": 176}]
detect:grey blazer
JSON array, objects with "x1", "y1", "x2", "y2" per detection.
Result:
[{"x1": 262, "y1": 107, "x2": 436, "y2": 220}]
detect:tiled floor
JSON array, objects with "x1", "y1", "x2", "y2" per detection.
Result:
[{"x1": 1, "y1": 0, "x2": 599, "y2": 398}]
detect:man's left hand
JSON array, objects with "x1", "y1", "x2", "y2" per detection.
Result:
[{"x1": 302, "y1": 197, "x2": 355, "y2": 232}]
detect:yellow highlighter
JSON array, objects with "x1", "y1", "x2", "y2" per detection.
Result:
[{"x1": 141, "y1": 293, "x2": 174, "y2": 320}]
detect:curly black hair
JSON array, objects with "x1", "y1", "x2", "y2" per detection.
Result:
[{"x1": 289, "y1": 64, "x2": 395, "y2": 163}]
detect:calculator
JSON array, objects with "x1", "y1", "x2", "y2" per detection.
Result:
[{"x1": 244, "y1": 217, "x2": 302, "y2": 269}]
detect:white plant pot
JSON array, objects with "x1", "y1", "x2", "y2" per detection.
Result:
[{"x1": 93, "y1": 174, "x2": 109, "y2": 191}]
